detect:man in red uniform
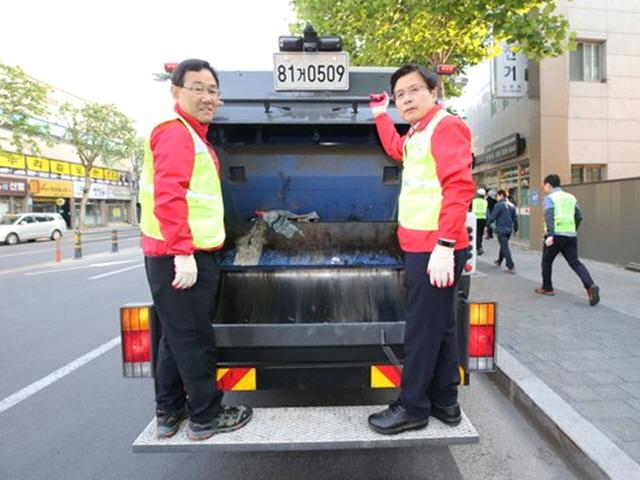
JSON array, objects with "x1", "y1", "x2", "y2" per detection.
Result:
[
  {"x1": 367, "y1": 64, "x2": 474, "y2": 434},
  {"x1": 140, "y1": 59, "x2": 252, "y2": 441}
]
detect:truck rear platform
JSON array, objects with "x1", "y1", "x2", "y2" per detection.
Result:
[{"x1": 133, "y1": 405, "x2": 478, "y2": 453}]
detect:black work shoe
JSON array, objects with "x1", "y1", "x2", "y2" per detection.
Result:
[
  {"x1": 368, "y1": 401, "x2": 429, "y2": 435},
  {"x1": 587, "y1": 284, "x2": 600, "y2": 306},
  {"x1": 431, "y1": 403, "x2": 462, "y2": 426},
  {"x1": 187, "y1": 405, "x2": 253, "y2": 441},
  {"x1": 156, "y1": 406, "x2": 187, "y2": 439}
]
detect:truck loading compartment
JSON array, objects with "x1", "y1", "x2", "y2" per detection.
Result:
[{"x1": 127, "y1": 68, "x2": 488, "y2": 451}]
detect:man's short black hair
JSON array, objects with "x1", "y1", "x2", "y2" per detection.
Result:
[
  {"x1": 544, "y1": 174, "x2": 561, "y2": 188},
  {"x1": 497, "y1": 189, "x2": 507, "y2": 197},
  {"x1": 390, "y1": 64, "x2": 438, "y2": 93},
  {"x1": 171, "y1": 59, "x2": 219, "y2": 87}
]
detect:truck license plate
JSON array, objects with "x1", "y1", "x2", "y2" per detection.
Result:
[{"x1": 273, "y1": 52, "x2": 349, "y2": 91}]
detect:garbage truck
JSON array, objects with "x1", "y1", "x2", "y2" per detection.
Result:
[{"x1": 120, "y1": 49, "x2": 496, "y2": 452}]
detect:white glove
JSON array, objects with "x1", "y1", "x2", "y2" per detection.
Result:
[
  {"x1": 172, "y1": 254, "x2": 197, "y2": 289},
  {"x1": 369, "y1": 92, "x2": 389, "y2": 117},
  {"x1": 544, "y1": 236, "x2": 554, "y2": 247},
  {"x1": 427, "y1": 243, "x2": 455, "y2": 288}
]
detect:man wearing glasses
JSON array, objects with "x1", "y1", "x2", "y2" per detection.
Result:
[
  {"x1": 367, "y1": 64, "x2": 474, "y2": 434},
  {"x1": 139, "y1": 58, "x2": 252, "y2": 441}
]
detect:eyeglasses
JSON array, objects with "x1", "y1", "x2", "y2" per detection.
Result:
[
  {"x1": 182, "y1": 83, "x2": 221, "y2": 97},
  {"x1": 393, "y1": 85, "x2": 429, "y2": 102}
]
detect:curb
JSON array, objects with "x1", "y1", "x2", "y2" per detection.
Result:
[{"x1": 493, "y1": 345, "x2": 640, "y2": 480}]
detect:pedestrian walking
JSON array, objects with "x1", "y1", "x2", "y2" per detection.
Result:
[
  {"x1": 534, "y1": 174, "x2": 600, "y2": 306},
  {"x1": 486, "y1": 189, "x2": 518, "y2": 273},
  {"x1": 485, "y1": 189, "x2": 497, "y2": 239},
  {"x1": 471, "y1": 188, "x2": 488, "y2": 255},
  {"x1": 367, "y1": 64, "x2": 474, "y2": 434},
  {"x1": 139, "y1": 58, "x2": 252, "y2": 441}
]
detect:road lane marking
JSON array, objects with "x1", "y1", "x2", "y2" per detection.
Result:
[
  {"x1": 0, "y1": 337, "x2": 121, "y2": 415},
  {"x1": 89, "y1": 263, "x2": 144, "y2": 280},
  {"x1": 0, "y1": 236, "x2": 138, "y2": 259},
  {"x1": 26, "y1": 260, "x2": 137, "y2": 276},
  {"x1": 0, "y1": 248, "x2": 56, "y2": 259}
]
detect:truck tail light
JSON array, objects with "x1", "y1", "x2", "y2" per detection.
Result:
[
  {"x1": 468, "y1": 302, "x2": 496, "y2": 371},
  {"x1": 121, "y1": 305, "x2": 152, "y2": 378}
]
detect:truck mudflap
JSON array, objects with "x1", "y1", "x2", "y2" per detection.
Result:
[{"x1": 132, "y1": 405, "x2": 478, "y2": 453}]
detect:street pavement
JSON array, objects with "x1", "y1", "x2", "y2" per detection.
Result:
[{"x1": 474, "y1": 236, "x2": 640, "y2": 469}]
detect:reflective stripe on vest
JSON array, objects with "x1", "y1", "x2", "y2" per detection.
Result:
[
  {"x1": 139, "y1": 116, "x2": 225, "y2": 249},
  {"x1": 398, "y1": 109, "x2": 449, "y2": 231},
  {"x1": 472, "y1": 198, "x2": 487, "y2": 219},
  {"x1": 549, "y1": 190, "x2": 577, "y2": 234}
]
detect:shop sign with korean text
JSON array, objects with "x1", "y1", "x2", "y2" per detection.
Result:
[
  {"x1": 0, "y1": 176, "x2": 28, "y2": 197},
  {"x1": 494, "y1": 45, "x2": 527, "y2": 98}
]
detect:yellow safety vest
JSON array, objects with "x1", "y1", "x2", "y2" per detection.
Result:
[
  {"x1": 398, "y1": 109, "x2": 449, "y2": 231},
  {"x1": 139, "y1": 116, "x2": 225, "y2": 249},
  {"x1": 472, "y1": 198, "x2": 488, "y2": 220},
  {"x1": 549, "y1": 190, "x2": 577, "y2": 234}
]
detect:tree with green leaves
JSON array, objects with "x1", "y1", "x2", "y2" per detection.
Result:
[
  {"x1": 60, "y1": 102, "x2": 136, "y2": 230},
  {"x1": 291, "y1": 0, "x2": 575, "y2": 97},
  {"x1": 0, "y1": 62, "x2": 53, "y2": 155}
]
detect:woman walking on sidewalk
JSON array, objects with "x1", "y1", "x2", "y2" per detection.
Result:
[
  {"x1": 535, "y1": 174, "x2": 600, "y2": 306},
  {"x1": 486, "y1": 189, "x2": 518, "y2": 273}
]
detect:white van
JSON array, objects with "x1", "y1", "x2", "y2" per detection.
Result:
[{"x1": 0, "y1": 213, "x2": 67, "y2": 245}]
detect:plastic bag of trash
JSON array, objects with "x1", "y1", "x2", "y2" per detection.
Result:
[{"x1": 255, "y1": 210, "x2": 320, "y2": 239}]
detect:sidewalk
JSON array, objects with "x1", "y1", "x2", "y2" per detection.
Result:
[
  {"x1": 73, "y1": 223, "x2": 140, "y2": 234},
  {"x1": 472, "y1": 237, "x2": 640, "y2": 469}
]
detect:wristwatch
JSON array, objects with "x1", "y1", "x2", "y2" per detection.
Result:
[{"x1": 437, "y1": 238, "x2": 456, "y2": 248}]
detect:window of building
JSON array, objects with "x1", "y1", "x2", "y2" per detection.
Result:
[
  {"x1": 571, "y1": 165, "x2": 606, "y2": 184},
  {"x1": 570, "y1": 41, "x2": 604, "y2": 82}
]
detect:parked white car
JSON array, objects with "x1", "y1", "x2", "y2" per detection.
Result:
[{"x1": 0, "y1": 213, "x2": 67, "y2": 245}]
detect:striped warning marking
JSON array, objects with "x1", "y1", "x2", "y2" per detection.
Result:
[
  {"x1": 370, "y1": 365, "x2": 468, "y2": 389},
  {"x1": 216, "y1": 368, "x2": 257, "y2": 391},
  {"x1": 370, "y1": 365, "x2": 402, "y2": 388}
]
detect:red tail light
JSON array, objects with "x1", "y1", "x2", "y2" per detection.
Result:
[
  {"x1": 120, "y1": 305, "x2": 152, "y2": 377},
  {"x1": 469, "y1": 325, "x2": 495, "y2": 357},
  {"x1": 122, "y1": 330, "x2": 150, "y2": 363},
  {"x1": 468, "y1": 302, "x2": 497, "y2": 371}
]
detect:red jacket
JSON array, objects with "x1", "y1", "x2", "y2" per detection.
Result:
[
  {"x1": 141, "y1": 105, "x2": 223, "y2": 256},
  {"x1": 374, "y1": 104, "x2": 474, "y2": 252}
]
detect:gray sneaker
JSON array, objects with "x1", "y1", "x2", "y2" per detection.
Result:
[
  {"x1": 187, "y1": 405, "x2": 253, "y2": 441},
  {"x1": 156, "y1": 406, "x2": 187, "y2": 439}
]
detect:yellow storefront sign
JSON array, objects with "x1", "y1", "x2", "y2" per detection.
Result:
[
  {"x1": 50, "y1": 160, "x2": 71, "y2": 176},
  {"x1": 29, "y1": 179, "x2": 73, "y2": 198},
  {"x1": 26, "y1": 156, "x2": 50, "y2": 173},
  {"x1": 90, "y1": 167, "x2": 105, "y2": 180},
  {"x1": 1, "y1": 150, "x2": 128, "y2": 182},
  {"x1": 0, "y1": 151, "x2": 26, "y2": 170},
  {"x1": 105, "y1": 169, "x2": 120, "y2": 182},
  {"x1": 70, "y1": 163, "x2": 86, "y2": 177}
]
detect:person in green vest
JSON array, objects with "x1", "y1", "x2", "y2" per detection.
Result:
[
  {"x1": 367, "y1": 64, "x2": 474, "y2": 434},
  {"x1": 535, "y1": 174, "x2": 600, "y2": 306},
  {"x1": 471, "y1": 188, "x2": 488, "y2": 255},
  {"x1": 139, "y1": 59, "x2": 252, "y2": 441}
]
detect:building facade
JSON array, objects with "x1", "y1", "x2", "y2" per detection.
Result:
[
  {"x1": 459, "y1": 0, "x2": 640, "y2": 248},
  {"x1": 0, "y1": 76, "x2": 134, "y2": 228}
]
